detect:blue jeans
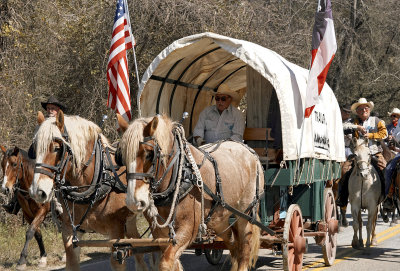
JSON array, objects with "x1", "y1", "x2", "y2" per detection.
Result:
[{"x1": 385, "y1": 154, "x2": 400, "y2": 195}]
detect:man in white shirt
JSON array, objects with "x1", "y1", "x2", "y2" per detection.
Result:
[{"x1": 193, "y1": 84, "x2": 245, "y2": 146}]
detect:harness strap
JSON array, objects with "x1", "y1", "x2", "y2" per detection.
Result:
[
  {"x1": 202, "y1": 182, "x2": 274, "y2": 235},
  {"x1": 127, "y1": 172, "x2": 153, "y2": 180},
  {"x1": 104, "y1": 146, "x2": 127, "y2": 193},
  {"x1": 34, "y1": 167, "x2": 55, "y2": 179}
]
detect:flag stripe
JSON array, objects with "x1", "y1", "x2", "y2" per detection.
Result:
[{"x1": 107, "y1": 0, "x2": 134, "y2": 122}]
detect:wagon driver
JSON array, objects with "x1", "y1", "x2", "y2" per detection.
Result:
[
  {"x1": 336, "y1": 98, "x2": 389, "y2": 208},
  {"x1": 193, "y1": 84, "x2": 245, "y2": 146}
]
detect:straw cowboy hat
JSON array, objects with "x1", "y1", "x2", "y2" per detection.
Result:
[
  {"x1": 41, "y1": 95, "x2": 66, "y2": 111},
  {"x1": 213, "y1": 84, "x2": 240, "y2": 102},
  {"x1": 387, "y1": 108, "x2": 400, "y2": 117},
  {"x1": 351, "y1": 98, "x2": 374, "y2": 114}
]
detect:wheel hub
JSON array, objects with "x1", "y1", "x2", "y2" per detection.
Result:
[
  {"x1": 328, "y1": 218, "x2": 338, "y2": 235},
  {"x1": 294, "y1": 235, "x2": 306, "y2": 254}
]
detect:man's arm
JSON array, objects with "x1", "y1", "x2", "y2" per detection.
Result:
[
  {"x1": 230, "y1": 109, "x2": 245, "y2": 141},
  {"x1": 367, "y1": 119, "x2": 388, "y2": 140},
  {"x1": 193, "y1": 108, "x2": 208, "y2": 145}
]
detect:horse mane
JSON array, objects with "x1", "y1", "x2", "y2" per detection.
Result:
[
  {"x1": 35, "y1": 115, "x2": 103, "y2": 172},
  {"x1": 120, "y1": 115, "x2": 174, "y2": 165}
]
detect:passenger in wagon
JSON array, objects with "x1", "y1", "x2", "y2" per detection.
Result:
[
  {"x1": 337, "y1": 98, "x2": 390, "y2": 209},
  {"x1": 193, "y1": 84, "x2": 245, "y2": 146}
]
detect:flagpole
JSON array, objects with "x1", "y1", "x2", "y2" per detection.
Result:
[
  {"x1": 295, "y1": 0, "x2": 322, "y2": 182},
  {"x1": 124, "y1": 0, "x2": 141, "y2": 117}
]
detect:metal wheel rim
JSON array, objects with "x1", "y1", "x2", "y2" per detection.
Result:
[{"x1": 283, "y1": 204, "x2": 304, "y2": 271}]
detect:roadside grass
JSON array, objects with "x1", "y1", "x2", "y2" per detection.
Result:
[{"x1": 0, "y1": 213, "x2": 149, "y2": 270}]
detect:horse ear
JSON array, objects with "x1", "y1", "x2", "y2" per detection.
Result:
[
  {"x1": 12, "y1": 146, "x2": 19, "y2": 156},
  {"x1": 56, "y1": 110, "x2": 65, "y2": 132},
  {"x1": 117, "y1": 113, "x2": 129, "y2": 132},
  {"x1": 0, "y1": 144, "x2": 6, "y2": 154},
  {"x1": 148, "y1": 116, "x2": 159, "y2": 136},
  {"x1": 37, "y1": 111, "x2": 45, "y2": 124}
]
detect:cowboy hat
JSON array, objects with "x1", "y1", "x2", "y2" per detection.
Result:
[
  {"x1": 387, "y1": 108, "x2": 400, "y2": 117},
  {"x1": 340, "y1": 104, "x2": 351, "y2": 113},
  {"x1": 213, "y1": 84, "x2": 240, "y2": 102},
  {"x1": 41, "y1": 95, "x2": 66, "y2": 111},
  {"x1": 351, "y1": 98, "x2": 374, "y2": 114}
]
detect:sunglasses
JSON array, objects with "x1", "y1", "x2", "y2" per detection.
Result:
[{"x1": 215, "y1": 96, "x2": 229, "y2": 102}]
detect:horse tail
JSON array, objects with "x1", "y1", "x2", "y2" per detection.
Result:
[{"x1": 249, "y1": 219, "x2": 261, "y2": 268}]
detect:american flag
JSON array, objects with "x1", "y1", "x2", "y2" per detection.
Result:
[
  {"x1": 304, "y1": 0, "x2": 337, "y2": 118},
  {"x1": 107, "y1": 0, "x2": 134, "y2": 121}
]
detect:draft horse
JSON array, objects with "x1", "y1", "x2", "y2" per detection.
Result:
[
  {"x1": 28, "y1": 111, "x2": 149, "y2": 271},
  {"x1": 348, "y1": 138, "x2": 381, "y2": 249},
  {"x1": 1, "y1": 145, "x2": 49, "y2": 270},
  {"x1": 117, "y1": 114, "x2": 263, "y2": 271}
]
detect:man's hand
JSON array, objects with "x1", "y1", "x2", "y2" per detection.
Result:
[
  {"x1": 357, "y1": 125, "x2": 367, "y2": 135},
  {"x1": 195, "y1": 136, "x2": 206, "y2": 147}
]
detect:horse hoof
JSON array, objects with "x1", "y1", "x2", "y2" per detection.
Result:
[
  {"x1": 352, "y1": 240, "x2": 359, "y2": 249},
  {"x1": 38, "y1": 257, "x2": 47, "y2": 268},
  {"x1": 359, "y1": 240, "x2": 364, "y2": 248},
  {"x1": 16, "y1": 264, "x2": 27, "y2": 271},
  {"x1": 390, "y1": 222, "x2": 396, "y2": 227},
  {"x1": 383, "y1": 215, "x2": 389, "y2": 223}
]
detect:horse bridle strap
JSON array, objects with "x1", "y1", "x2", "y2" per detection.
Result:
[{"x1": 127, "y1": 172, "x2": 153, "y2": 181}]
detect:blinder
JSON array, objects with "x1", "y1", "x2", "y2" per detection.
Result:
[
  {"x1": 34, "y1": 133, "x2": 73, "y2": 186},
  {"x1": 115, "y1": 145, "x2": 124, "y2": 167}
]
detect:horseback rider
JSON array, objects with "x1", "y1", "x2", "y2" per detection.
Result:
[
  {"x1": 2, "y1": 96, "x2": 66, "y2": 214},
  {"x1": 384, "y1": 108, "x2": 400, "y2": 209},
  {"x1": 336, "y1": 98, "x2": 388, "y2": 209},
  {"x1": 336, "y1": 104, "x2": 353, "y2": 226}
]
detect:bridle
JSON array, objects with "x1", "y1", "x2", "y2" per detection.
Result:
[
  {"x1": 354, "y1": 147, "x2": 372, "y2": 177},
  {"x1": 126, "y1": 135, "x2": 180, "y2": 194},
  {"x1": 34, "y1": 135, "x2": 73, "y2": 187}
]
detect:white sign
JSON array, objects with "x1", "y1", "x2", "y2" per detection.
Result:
[{"x1": 312, "y1": 104, "x2": 330, "y2": 155}]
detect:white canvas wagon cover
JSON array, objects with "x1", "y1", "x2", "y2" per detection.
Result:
[{"x1": 138, "y1": 32, "x2": 345, "y2": 162}]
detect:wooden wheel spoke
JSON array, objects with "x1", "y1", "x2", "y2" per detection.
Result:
[{"x1": 326, "y1": 197, "x2": 333, "y2": 220}]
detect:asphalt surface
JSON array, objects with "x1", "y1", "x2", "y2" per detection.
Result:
[{"x1": 52, "y1": 205, "x2": 400, "y2": 270}]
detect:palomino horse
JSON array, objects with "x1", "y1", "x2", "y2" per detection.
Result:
[
  {"x1": 117, "y1": 114, "x2": 263, "y2": 271},
  {"x1": 1, "y1": 146, "x2": 50, "y2": 270},
  {"x1": 348, "y1": 138, "x2": 381, "y2": 249},
  {"x1": 28, "y1": 111, "x2": 149, "y2": 271}
]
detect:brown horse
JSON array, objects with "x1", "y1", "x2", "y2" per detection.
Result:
[
  {"x1": 28, "y1": 111, "x2": 149, "y2": 271},
  {"x1": 117, "y1": 114, "x2": 262, "y2": 271},
  {"x1": 1, "y1": 145, "x2": 50, "y2": 270}
]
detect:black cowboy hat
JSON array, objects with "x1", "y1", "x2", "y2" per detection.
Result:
[
  {"x1": 340, "y1": 104, "x2": 351, "y2": 113},
  {"x1": 41, "y1": 95, "x2": 66, "y2": 111}
]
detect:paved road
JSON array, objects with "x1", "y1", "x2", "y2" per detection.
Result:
[{"x1": 55, "y1": 207, "x2": 400, "y2": 270}]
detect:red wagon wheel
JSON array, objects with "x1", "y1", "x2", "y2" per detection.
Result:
[
  {"x1": 283, "y1": 204, "x2": 306, "y2": 271},
  {"x1": 322, "y1": 188, "x2": 338, "y2": 266}
]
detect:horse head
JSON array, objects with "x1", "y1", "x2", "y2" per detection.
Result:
[
  {"x1": 117, "y1": 114, "x2": 174, "y2": 213},
  {"x1": 1, "y1": 146, "x2": 22, "y2": 196},
  {"x1": 352, "y1": 137, "x2": 371, "y2": 178},
  {"x1": 29, "y1": 110, "x2": 101, "y2": 203}
]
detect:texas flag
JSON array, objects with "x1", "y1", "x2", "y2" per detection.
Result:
[{"x1": 304, "y1": 0, "x2": 337, "y2": 118}]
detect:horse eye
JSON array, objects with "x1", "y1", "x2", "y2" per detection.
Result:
[
  {"x1": 53, "y1": 147, "x2": 61, "y2": 153},
  {"x1": 145, "y1": 150, "x2": 154, "y2": 161},
  {"x1": 12, "y1": 163, "x2": 17, "y2": 167}
]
